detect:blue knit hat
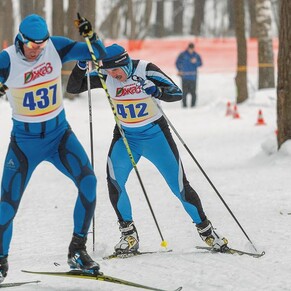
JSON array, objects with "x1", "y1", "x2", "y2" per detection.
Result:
[
  {"x1": 18, "y1": 14, "x2": 49, "y2": 43},
  {"x1": 102, "y1": 44, "x2": 130, "y2": 69}
]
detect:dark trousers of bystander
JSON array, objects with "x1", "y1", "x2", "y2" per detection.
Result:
[{"x1": 181, "y1": 79, "x2": 197, "y2": 108}]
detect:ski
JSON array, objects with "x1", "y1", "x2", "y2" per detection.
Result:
[
  {"x1": 103, "y1": 249, "x2": 173, "y2": 260},
  {"x1": 196, "y1": 246, "x2": 265, "y2": 258},
  {"x1": 0, "y1": 280, "x2": 40, "y2": 288},
  {"x1": 22, "y1": 270, "x2": 182, "y2": 291}
]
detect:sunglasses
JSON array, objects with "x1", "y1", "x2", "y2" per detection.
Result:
[{"x1": 19, "y1": 32, "x2": 48, "y2": 49}]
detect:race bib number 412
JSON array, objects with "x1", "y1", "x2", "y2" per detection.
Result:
[{"x1": 113, "y1": 98, "x2": 158, "y2": 124}]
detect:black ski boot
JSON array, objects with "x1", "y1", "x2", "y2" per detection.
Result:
[
  {"x1": 0, "y1": 256, "x2": 8, "y2": 283},
  {"x1": 67, "y1": 235, "x2": 100, "y2": 274}
]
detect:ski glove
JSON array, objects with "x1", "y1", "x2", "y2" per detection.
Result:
[
  {"x1": 75, "y1": 14, "x2": 94, "y2": 40},
  {"x1": 139, "y1": 79, "x2": 162, "y2": 98}
]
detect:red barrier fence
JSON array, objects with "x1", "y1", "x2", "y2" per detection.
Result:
[{"x1": 105, "y1": 38, "x2": 278, "y2": 74}]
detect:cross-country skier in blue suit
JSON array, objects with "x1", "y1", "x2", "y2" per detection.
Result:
[
  {"x1": 67, "y1": 44, "x2": 228, "y2": 256},
  {"x1": 0, "y1": 14, "x2": 106, "y2": 282}
]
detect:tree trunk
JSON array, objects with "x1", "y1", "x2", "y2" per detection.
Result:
[
  {"x1": 277, "y1": 0, "x2": 291, "y2": 149},
  {"x1": 173, "y1": 0, "x2": 183, "y2": 35},
  {"x1": 234, "y1": 0, "x2": 248, "y2": 103},
  {"x1": 20, "y1": 0, "x2": 34, "y2": 18},
  {"x1": 78, "y1": 0, "x2": 96, "y2": 32},
  {"x1": 52, "y1": 0, "x2": 64, "y2": 36},
  {"x1": 127, "y1": 0, "x2": 136, "y2": 39},
  {"x1": 155, "y1": 0, "x2": 165, "y2": 37},
  {"x1": 34, "y1": 0, "x2": 45, "y2": 18},
  {"x1": 64, "y1": 0, "x2": 80, "y2": 99},
  {"x1": 256, "y1": 0, "x2": 275, "y2": 89},
  {"x1": 99, "y1": 2, "x2": 123, "y2": 39},
  {"x1": 191, "y1": 0, "x2": 206, "y2": 36},
  {"x1": 1, "y1": 0, "x2": 13, "y2": 48},
  {"x1": 227, "y1": 0, "x2": 235, "y2": 36},
  {"x1": 248, "y1": 0, "x2": 257, "y2": 38}
]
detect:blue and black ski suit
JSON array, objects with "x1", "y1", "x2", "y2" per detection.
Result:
[
  {"x1": 0, "y1": 36, "x2": 106, "y2": 256},
  {"x1": 67, "y1": 59, "x2": 207, "y2": 226}
]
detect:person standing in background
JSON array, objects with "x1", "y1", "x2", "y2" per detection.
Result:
[{"x1": 175, "y1": 43, "x2": 202, "y2": 108}]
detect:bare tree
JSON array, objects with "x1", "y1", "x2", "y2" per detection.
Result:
[
  {"x1": 78, "y1": 0, "x2": 96, "y2": 32},
  {"x1": 277, "y1": 0, "x2": 291, "y2": 148},
  {"x1": 234, "y1": 0, "x2": 248, "y2": 103},
  {"x1": 248, "y1": 0, "x2": 257, "y2": 37},
  {"x1": 99, "y1": 2, "x2": 124, "y2": 39},
  {"x1": 34, "y1": 0, "x2": 45, "y2": 18},
  {"x1": 0, "y1": 0, "x2": 13, "y2": 48},
  {"x1": 20, "y1": 0, "x2": 34, "y2": 18},
  {"x1": 64, "y1": 0, "x2": 80, "y2": 99},
  {"x1": 191, "y1": 0, "x2": 207, "y2": 35},
  {"x1": 52, "y1": 0, "x2": 64, "y2": 36},
  {"x1": 155, "y1": 0, "x2": 165, "y2": 37},
  {"x1": 227, "y1": 0, "x2": 235, "y2": 36},
  {"x1": 256, "y1": 0, "x2": 275, "y2": 89},
  {"x1": 20, "y1": 0, "x2": 45, "y2": 18},
  {"x1": 173, "y1": 0, "x2": 184, "y2": 35}
]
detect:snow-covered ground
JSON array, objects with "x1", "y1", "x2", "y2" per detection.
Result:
[{"x1": 0, "y1": 70, "x2": 290, "y2": 291}]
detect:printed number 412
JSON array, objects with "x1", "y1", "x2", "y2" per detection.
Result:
[{"x1": 116, "y1": 103, "x2": 148, "y2": 119}]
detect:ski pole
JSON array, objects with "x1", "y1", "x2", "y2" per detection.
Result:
[
  {"x1": 86, "y1": 61, "x2": 96, "y2": 251},
  {"x1": 77, "y1": 14, "x2": 168, "y2": 248},
  {"x1": 151, "y1": 97, "x2": 258, "y2": 252}
]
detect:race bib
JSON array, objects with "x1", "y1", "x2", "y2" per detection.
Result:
[
  {"x1": 11, "y1": 77, "x2": 62, "y2": 117},
  {"x1": 112, "y1": 97, "x2": 159, "y2": 124}
]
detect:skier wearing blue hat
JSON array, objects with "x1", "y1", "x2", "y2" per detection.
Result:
[
  {"x1": 0, "y1": 14, "x2": 106, "y2": 281},
  {"x1": 67, "y1": 44, "x2": 228, "y2": 256}
]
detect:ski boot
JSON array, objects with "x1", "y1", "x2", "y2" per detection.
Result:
[
  {"x1": 0, "y1": 256, "x2": 8, "y2": 283},
  {"x1": 114, "y1": 221, "x2": 139, "y2": 255},
  {"x1": 67, "y1": 235, "x2": 100, "y2": 275},
  {"x1": 196, "y1": 219, "x2": 228, "y2": 252}
]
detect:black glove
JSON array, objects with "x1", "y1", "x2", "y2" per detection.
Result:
[
  {"x1": 75, "y1": 13, "x2": 94, "y2": 39},
  {"x1": 0, "y1": 84, "x2": 7, "y2": 98}
]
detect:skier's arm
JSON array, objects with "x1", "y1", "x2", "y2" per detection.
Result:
[
  {"x1": 51, "y1": 36, "x2": 106, "y2": 64},
  {"x1": 66, "y1": 61, "x2": 103, "y2": 94},
  {"x1": 52, "y1": 14, "x2": 106, "y2": 64},
  {"x1": 0, "y1": 50, "x2": 11, "y2": 96},
  {"x1": 145, "y1": 63, "x2": 182, "y2": 102}
]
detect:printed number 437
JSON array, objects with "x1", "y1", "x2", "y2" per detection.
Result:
[{"x1": 23, "y1": 84, "x2": 57, "y2": 110}]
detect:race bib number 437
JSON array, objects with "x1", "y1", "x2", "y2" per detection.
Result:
[{"x1": 11, "y1": 77, "x2": 62, "y2": 117}]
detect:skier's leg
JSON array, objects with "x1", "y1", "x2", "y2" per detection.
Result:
[
  {"x1": 50, "y1": 128, "x2": 97, "y2": 237},
  {"x1": 107, "y1": 131, "x2": 141, "y2": 254},
  {"x1": 0, "y1": 137, "x2": 38, "y2": 279},
  {"x1": 49, "y1": 128, "x2": 99, "y2": 272},
  {"x1": 143, "y1": 119, "x2": 228, "y2": 249}
]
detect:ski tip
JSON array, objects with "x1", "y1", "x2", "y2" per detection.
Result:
[{"x1": 175, "y1": 287, "x2": 183, "y2": 291}]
